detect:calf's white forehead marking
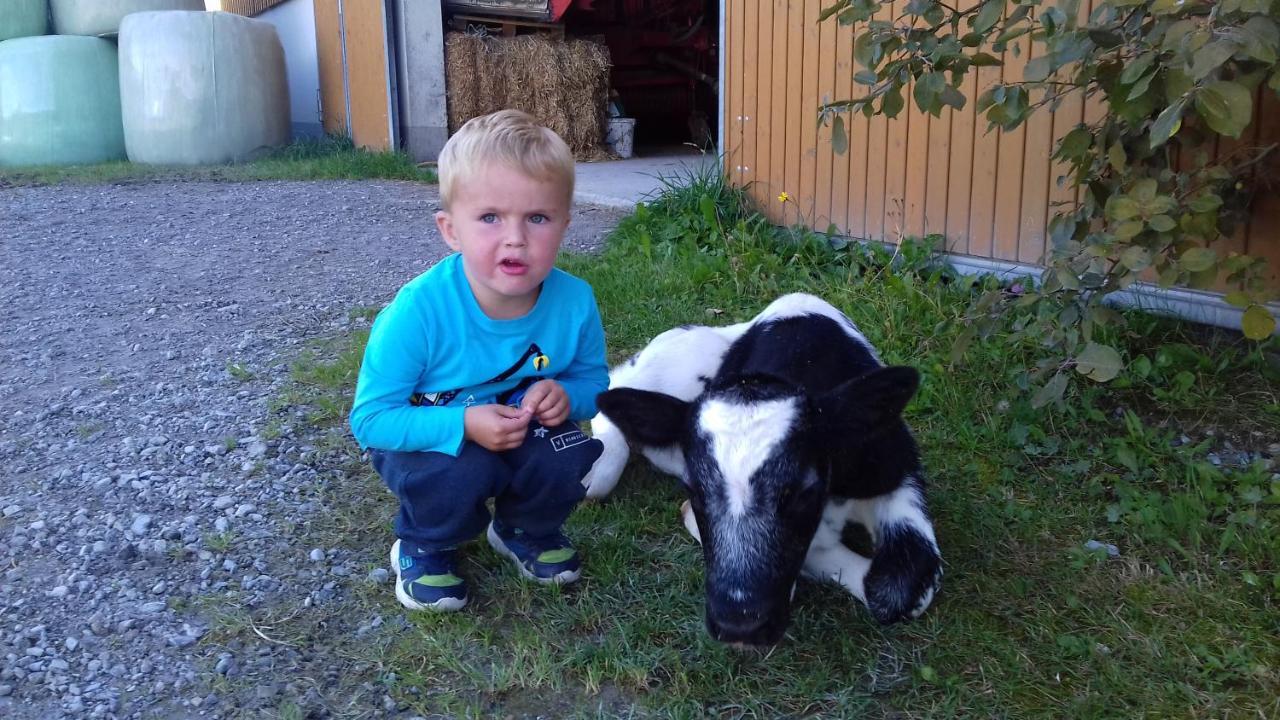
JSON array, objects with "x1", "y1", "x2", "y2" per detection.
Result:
[{"x1": 698, "y1": 397, "x2": 798, "y2": 516}]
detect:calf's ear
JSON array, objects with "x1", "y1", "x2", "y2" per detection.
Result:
[
  {"x1": 596, "y1": 388, "x2": 691, "y2": 447},
  {"x1": 813, "y1": 366, "x2": 919, "y2": 437}
]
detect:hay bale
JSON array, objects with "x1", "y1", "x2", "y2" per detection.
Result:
[
  {"x1": 445, "y1": 32, "x2": 481, "y2": 133},
  {"x1": 559, "y1": 38, "x2": 612, "y2": 160},
  {"x1": 443, "y1": 30, "x2": 614, "y2": 160},
  {"x1": 476, "y1": 34, "x2": 509, "y2": 119}
]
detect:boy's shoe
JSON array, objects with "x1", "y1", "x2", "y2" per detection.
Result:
[
  {"x1": 486, "y1": 519, "x2": 581, "y2": 585},
  {"x1": 389, "y1": 539, "x2": 468, "y2": 612}
]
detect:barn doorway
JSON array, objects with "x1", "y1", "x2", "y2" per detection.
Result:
[{"x1": 442, "y1": 0, "x2": 721, "y2": 161}]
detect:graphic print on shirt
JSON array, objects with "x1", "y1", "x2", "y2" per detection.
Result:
[{"x1": 409, "y1": 343, "x2": 549, "y2": 408}]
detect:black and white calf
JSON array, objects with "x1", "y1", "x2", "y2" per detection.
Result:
[{"x1": 583, "y1": 293, "x2": 942, "y2": 646}]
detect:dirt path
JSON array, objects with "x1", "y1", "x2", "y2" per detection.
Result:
[{"x1": 0, "y1": 180, "x2": 627, "y2": 719}]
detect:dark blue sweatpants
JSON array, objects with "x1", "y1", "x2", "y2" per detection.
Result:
[{"x1": 370, "y1": 421, "x2": 603, "y2": 551}]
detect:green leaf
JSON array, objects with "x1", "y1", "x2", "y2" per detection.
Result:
[
  {"x1": 1162, "y1": 20, "x2": 1196, "y2": 51},
  {"x1": 1242, "y1": 305, "x2": 1276, "y2": 340},
  {"x1": 1089, "y1": 29, "x2": 1124, "y2": 48},
  {"x1": 1120, "y1": 53, "x2": 1155, "y2": 85},
  {"x1": 1108, "y1": 143, "x2": 1126, "y2": 173},
  {"x1": 1131, "y1": 355, "x2": 1152, "y2": 379},
  {"x1": 818, "y1": 1, "x2": 851, "y2": 23},
  {"x1": 974, "y1": 0, "x2": 1003, "y2": 34},
  {"x1": 1025, "y1": 56, "x2": 1054, "y2": 82},
  {"x1": 1075, "y1": 342, "x2": 1123, "y2": 382},
  {"x1": 1242, "y1": 16, "x2": 1280, "y2": 63},
  {"x1": 854, "y1": 31, "x2": 877, "y2": 69},
  {"x1": 1270, "y1": 71, "x2": 1280, "y2": 96},
  {"x1": 1148, "y1": 214, "x2": 1177, "y2": 232},
  {"x1": 699, "y1": 194, "x2": 718, "y2": 228},
  {"x1": 1181, "y1": 247, "x2": 1217, "y2": 272},
  {"x1": 914, "y1": 73, "x2": 946, "y2": 115},
  {"x1": 1031, "y1": 372, "x2": 1070, "y2": 409},
  {"x1": 832, "y1": 115, "x2": 849, "y2": 155},
  {"x1": 1131, "y1": 178, "x2": 1158, "y2": 204},
  {"x1": 1224, "y1": 291, "x2": 1252, "y2": 308},
  {"x1": 905, "y1": 0, "x2": 931, "y2": 15},
  {"x1": 1127, "y1": 71, "x2": 1155, "y2": 102},
  {"x1": 854, "y1": 69, "x2": 879, "y2": 86},
  {"x1": 1114, "y1": 220, "x2": 1145, "y2": 240},
  {"x1": 970, "y1": 52, "x2": 1002, "y2": 67},
  {"x1": 1150, "y1": 99, "x2": 1186, "y2": 148},
  {"x1": 1189, "y1": 193, "x2": 1223, "y2": 213},
  {"x1": 1165, "y1": 69, "x2": 1194, "y2": 104},
  {"x1": 1121, "y1": 246, "x2": 1153, "y2": 270},
  {"x1": 1106, "y1": 196, "x2": 1140, "y2": 221},
  {"x1": 1114, "y1": 445, "x2": 1139, "y2": 473},
  {"x1": 1196, "y1": 81, "x2": 1254, "y2": 138},
  {"x1": 1150, "y1": 0, "x2": 1184, "y2": 13},
  {"x1": 1189, "y1": 40, "x2": 1238, "y2": 82},
  {"x1": 940, "y1": 85, "x2": 967, "y2": 110},
  {"x1": 882, "y1": 85, "x2": 905, "y2": 118},
  {"x1": 1057, "y1": 127, "x2": 1092, "y2": 159},
  {"x1": 1056, "y1": 267, "x2": 1081, "y2": 290}
]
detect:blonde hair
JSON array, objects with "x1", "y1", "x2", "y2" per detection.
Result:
[{"x1": 437, "y1": 110, "x2": 575, "y2": 210}]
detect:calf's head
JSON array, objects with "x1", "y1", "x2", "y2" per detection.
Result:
[{"x1": 596, "y1": 365, "x2": 919, "y2": 646}]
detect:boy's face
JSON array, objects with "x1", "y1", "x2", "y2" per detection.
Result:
[{"x1": 435, "y1": 162, "x2": 571, "y2": 319}]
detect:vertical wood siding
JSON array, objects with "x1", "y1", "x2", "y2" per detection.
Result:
[
  {"x1": 722, "y1": 0, "x2": 1279, "y2": 284},
  {"x1": 313, "y1": 0, "x2": 393, "y2": 150}
]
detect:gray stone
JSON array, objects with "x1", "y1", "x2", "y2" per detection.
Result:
[
  {"x1": 308, "y1": 548, "x2": 324, "y2": 563},
  {"x1": 130, "y1": 514, "x2": 153, "y2": 536},
  {"x1": 212, "y1": 496, "x2": 234, "y2": 511},
  {"x1": 1084, "y1": 540, "x2": 1120, "y2": 557}
]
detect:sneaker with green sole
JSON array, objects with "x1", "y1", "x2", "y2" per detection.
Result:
[
  {"x1": 390, "y1": 539, "x2": 468, "y2": 611},
  {"x1": 486, "y1": 519, "x2": 581, "y2": 585}
]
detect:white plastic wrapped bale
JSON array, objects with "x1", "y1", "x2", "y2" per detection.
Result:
[
  {"x1": 119, "y1": 11, "x2": 291, "y2": 165},
  {"x1": 50, "y1": 0, "x2": 204, "y2": 37},
  {"x1": 0, "y1": 0, "x2": 49, "y2": 42},
  {"x1": 0, "y1": 35, "x2": 126, "y2": 167}
]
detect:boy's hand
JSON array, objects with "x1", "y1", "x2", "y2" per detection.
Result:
[
  {"x1": 464, "y1": 404, "x2": 532, "y2": 451},
  {"x1": 521, "y1": 379, "x2": 570, "y2": 427}
]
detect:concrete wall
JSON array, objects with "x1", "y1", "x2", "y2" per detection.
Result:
[
  {"x1": 252, "y1": 0, "x2": 322, "y2": 138},
  {"x1": 392, "y1": 0, "x2": 447, "y2": 162}
]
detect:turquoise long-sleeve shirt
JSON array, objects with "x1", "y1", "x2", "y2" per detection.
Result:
[{"x1": 349, "y1": 254, "x2": 609, "y2": 455}]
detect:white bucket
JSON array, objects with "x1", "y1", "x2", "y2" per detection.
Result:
[{"x1": 606, "y1": 117, "x2": 636, "y2": 159}]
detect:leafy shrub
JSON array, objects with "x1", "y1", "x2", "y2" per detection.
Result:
[{"x1": 819, "y1": 0, "x2": 1279, "y2": 406}]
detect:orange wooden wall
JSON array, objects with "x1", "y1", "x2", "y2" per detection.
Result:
[
  {"x1": 313, "y1": 0, "x2": 393, "y2": 151},
  {"x1": 722, "y1": 0, "x2": 1279, "y2": 283}
]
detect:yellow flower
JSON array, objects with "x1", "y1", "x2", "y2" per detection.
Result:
[{"x1": 778, "y1": 191, "x2": 790, "y2": 203}]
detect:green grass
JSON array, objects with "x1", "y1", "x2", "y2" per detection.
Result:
[
  {"x1": 251, "y1": 170, "x2": 1278, "y2": 718},
  {"x1": 0, "y1": 135, "x2": 435, "y2": 186}
]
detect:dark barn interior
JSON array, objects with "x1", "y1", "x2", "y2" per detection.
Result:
[{"x1": 444, "y1": 0, "x2": 720, "y2": 154}]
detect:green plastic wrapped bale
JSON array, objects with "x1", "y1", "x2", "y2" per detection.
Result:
[
  {"x1": 50, "y1": 0, "x2": 203, "y2": 37},
  {"x1": 120, "y1": 11, "x2": 290, "y2": 165},
  {"x1": 0, "y1": 35, "x2": 126, "y2": 167},
  {"x1": 0, "y1": 0, "x2": 49, "y2": 42}
]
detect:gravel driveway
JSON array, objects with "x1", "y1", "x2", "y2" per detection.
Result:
[{"x1": 0, "y1": 180, "x2": 627, "y2": 719}]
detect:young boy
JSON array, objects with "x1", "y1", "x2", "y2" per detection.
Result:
[{"x1": 349, "y1": 110, "x2": 608, "y2": 612}]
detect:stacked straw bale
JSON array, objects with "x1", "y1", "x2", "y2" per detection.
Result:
[{"x1": 445, "y1": 31, "x2": 613, "y2": 160}]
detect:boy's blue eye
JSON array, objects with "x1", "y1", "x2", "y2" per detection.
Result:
[
  {"x1": 529, "y1": 214, "x2": 549, "y2": 224},
  {"x1": 480, "y1": 213, "x2": 498, "y2": 223}
]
